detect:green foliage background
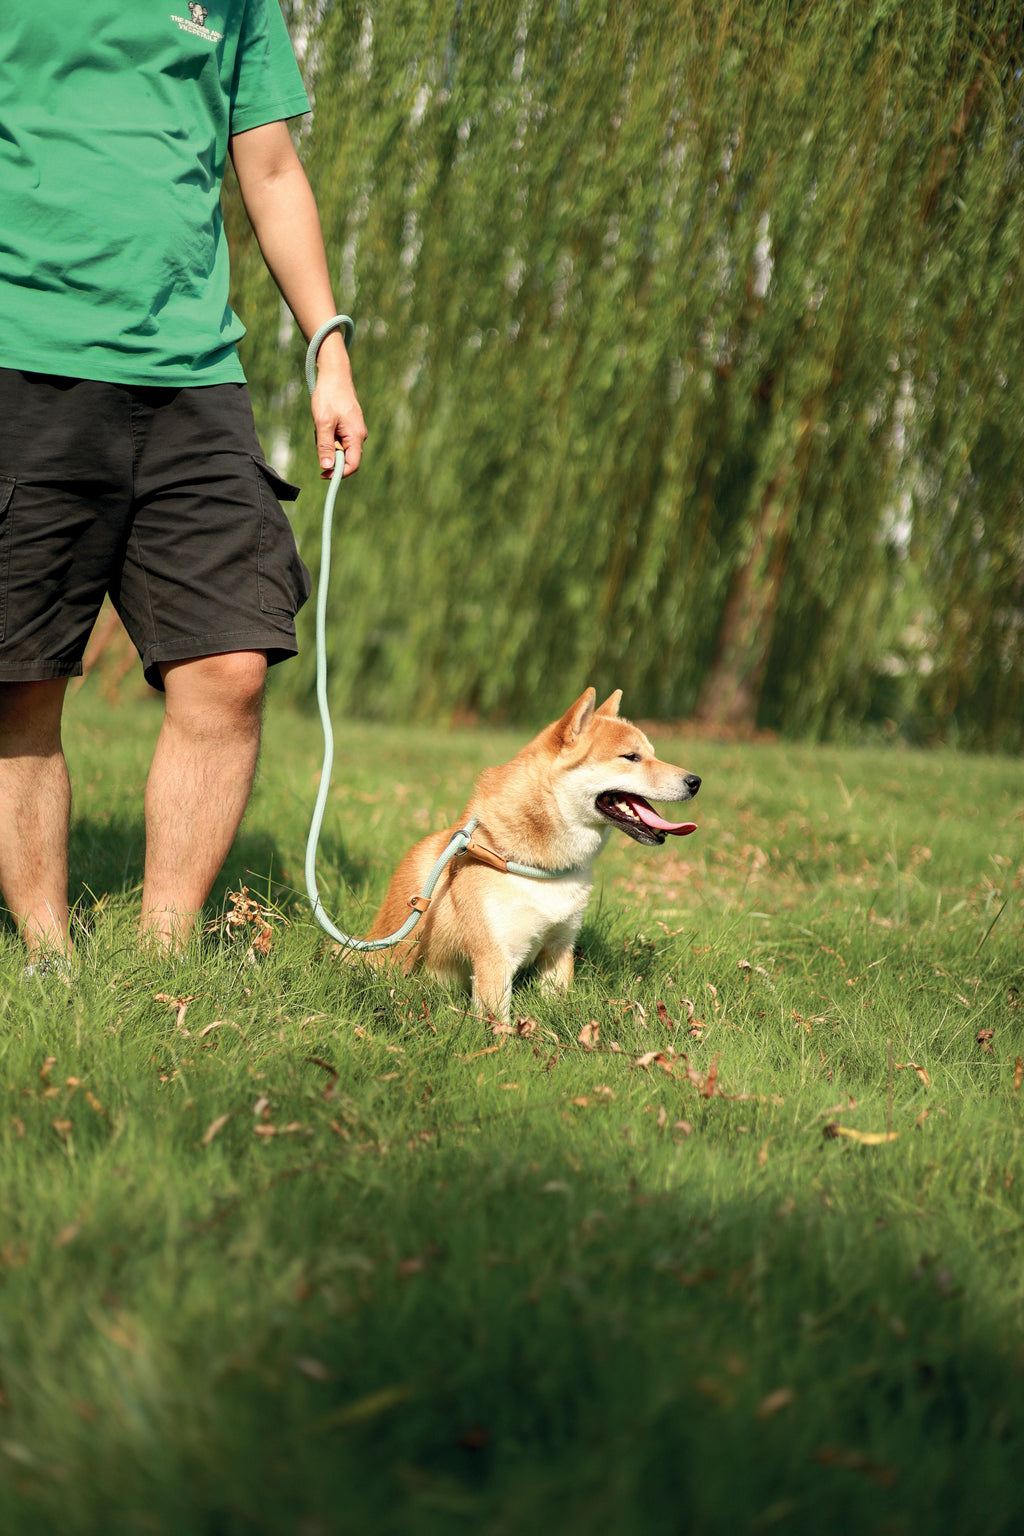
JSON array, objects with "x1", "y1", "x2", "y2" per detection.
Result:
[{"x1": 226, "y1": 0, "x2": 1024, "y2": 747}]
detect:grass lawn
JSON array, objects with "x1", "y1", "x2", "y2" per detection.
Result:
[{"x1": 1, "y1": 681, "x2": 1022, "y2": 1534}]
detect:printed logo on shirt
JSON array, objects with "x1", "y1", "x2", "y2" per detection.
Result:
[{"x1": 170, "y1": 7, "x2": 224, "y2": 42}]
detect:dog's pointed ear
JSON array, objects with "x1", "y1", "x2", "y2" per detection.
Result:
[
  {"x1": 595, "y1": 690, "x2": 622, "y2": 719},
  {"x1": 557, "y1": 688, "x2": 596, "y2": 744}
]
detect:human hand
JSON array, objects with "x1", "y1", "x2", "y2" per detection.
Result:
[{"x1": 311, "y1": 332, "x2": 367, "y2": 479}]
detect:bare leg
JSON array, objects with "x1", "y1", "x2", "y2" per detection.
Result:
[
  {"x1": 140, "y1": 651, "x2": 267, "y2": 950},
  {"x1": 0, "y1": 679, "x2": 72, "y2": 956}
]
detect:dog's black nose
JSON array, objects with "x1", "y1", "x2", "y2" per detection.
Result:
[{"x1": 684, "y1": 774, "x2": 702, "y2": 796}]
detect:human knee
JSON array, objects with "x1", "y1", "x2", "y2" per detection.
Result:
[
  {"x1": 203, "y1": 649, "x2": 267, "y2": 709},
  {"x1": 162, "y1": 650, "x2": 267, "y2": 719}
]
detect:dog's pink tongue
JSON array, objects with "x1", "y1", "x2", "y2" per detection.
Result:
[{"x1": 633, "y1": 799, "x2": 698, "y2": 836}]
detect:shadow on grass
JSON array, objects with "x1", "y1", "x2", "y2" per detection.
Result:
[
  {"x1": 48, "y1": 814, "x2": 380, "y2": 951},
  {"x1": 65, "y1": 815, "x2": 290, "y2": 905},
  {"x1": 576, "y1": 920, "x2": 663, "y2": 989},
  {"x1": 4, "y1": 1123, "x2": 1024, "y2": 1536}
]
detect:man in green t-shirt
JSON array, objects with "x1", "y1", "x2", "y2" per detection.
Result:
[{"x1": 0, "y1": 2, "x2": 367, "y2": 962}]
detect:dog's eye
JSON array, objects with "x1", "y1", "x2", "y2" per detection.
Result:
[{"x1": 620, "y1": 752, "x2": 641, "y2": 763}]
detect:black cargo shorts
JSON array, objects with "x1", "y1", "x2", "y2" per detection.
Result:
[{"x1": 0, "y1": 369, "x2": 312, "y2": 690}]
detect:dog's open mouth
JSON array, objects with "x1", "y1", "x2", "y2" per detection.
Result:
[{"x1": 596, "y1": 791, "x2": 698, "y2": 846}]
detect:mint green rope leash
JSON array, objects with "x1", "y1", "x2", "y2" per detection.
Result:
[{"x1": 302, "y1": 315, "x2": 581, "y2": 951}]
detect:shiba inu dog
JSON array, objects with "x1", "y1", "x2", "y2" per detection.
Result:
[{"x1": 362, "y1": 688, "x2": 701, "y2": 1021}]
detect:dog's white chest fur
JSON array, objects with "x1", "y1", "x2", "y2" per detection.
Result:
[{"x1": 481, "y1": 868, "x2": 594, "y2": 969}]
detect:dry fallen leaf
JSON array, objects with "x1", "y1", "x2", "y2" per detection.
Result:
[
  {"x1": 813, "y1": 1444, "x2": 896, "y2": 1488},
  {"x1": 224, "y1": 887, "x2": 274, "y2": 957},
  {"x1": 154, "y1": 993, "x2": 197, "y2": 1030},
  {"x1": 756, "y1": 1387, "x2": 795, "y2": 1419},
  {"x1": 578, "y1": 1021, "x2": 600, "y2": 1050},
  {"x1": 294, "y1": 1356, "x2": 331, "y2": 1381},
  {"x1": 895, "y1": 1061, "x2": 930, "y2": 1088},
  {"x1": 1015, "y1": 1057, "x2": 1023, "y2": 1094},
  {"x1": 0, "y1": 1440, "x2": 35, "y2": 1466},
  {"x1": 200, "y1": 1112, "x2": 231, "y2": 1147},
  {"x1": 634, "y1": 1050, "x2": 676, "y2": 1076},
  {"x1": 308, "y1": 1055, "x2": 339, "y2": 1099},
  {"x1": 96, "y1": 1316, "x2": 137, "y2": 1352},
  {"x1": 606, "y1": 998, "x2": 647, "y2": 1024},
  {"x1": 701, "y1": 1056, "x2": 720, "y2": 1099},
  {"x1": 823, "y1": 1123, "x2": 899, "y2": 1145},
  {"x1": 738, "y1": 960, "x2": 772, "y2": 981},
  {"x1": 397, "y1": 1251, "x2": 436, "y2": 1277},
  {"x1": 977, "y1": 1029, "x2": 995, "y2": 1054}
]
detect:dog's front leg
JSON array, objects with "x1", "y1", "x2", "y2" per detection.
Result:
[
  {"x1": 535, "y1": 943, "x2": 574, "y2": 997},
  {"x1": 471, "y1": 951, "x2": 513, "y2": 1023}
]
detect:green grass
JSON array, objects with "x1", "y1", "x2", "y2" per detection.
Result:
[{"x1": 1, "y1": 683, "x2": 1023, "y2": 1534}]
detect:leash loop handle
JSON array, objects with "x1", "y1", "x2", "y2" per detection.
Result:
[{"x1": 304, "y1": 314, "x2": 355, "y2": 397}]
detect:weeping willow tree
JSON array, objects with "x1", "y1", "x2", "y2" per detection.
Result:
[
  {"x1": 225, "y1": 0, "x2": 1024, "y2": 747},
  {"x1": 902, "y1": 36, "x2": 1024, "y2": 752}
]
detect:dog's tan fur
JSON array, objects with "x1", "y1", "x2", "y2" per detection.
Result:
[{"x1": 363, "y1": 688, "x2": 700, "y2": 1020}]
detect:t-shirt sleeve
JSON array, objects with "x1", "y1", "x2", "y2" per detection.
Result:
[{"x1": 229, "y1": 0, "x2": 311, "y2": 134}]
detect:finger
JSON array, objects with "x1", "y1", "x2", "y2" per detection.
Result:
[
  {"x1": 317, "y1": 433, "x2": 366, "y2": 480},
  {"x1": 339, "y1": 435, "x2": 363, "y2": 477},
  {"x1": 315, "y1": 418, "x2": 339, "y2": 473}
]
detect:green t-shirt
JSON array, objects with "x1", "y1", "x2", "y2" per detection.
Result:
[{"x1": 0, "y1": 2, "x2": 311, "y2": 385}]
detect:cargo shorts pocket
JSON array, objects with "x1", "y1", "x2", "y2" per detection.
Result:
[
  {"x1": 252, "y1": 457, "x2": 311, "y2": 618},
  {"x1": 0, "y1": 477, "x2": 15, "y2": 643}
]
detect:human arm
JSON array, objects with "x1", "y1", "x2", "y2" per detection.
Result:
[{"x1": 229, "y1": 119, "x2": 367, "y2": 478}]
